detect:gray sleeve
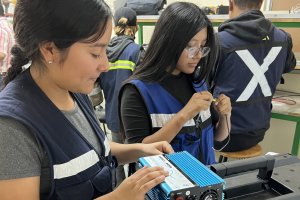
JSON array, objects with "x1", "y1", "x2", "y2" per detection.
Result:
[{"x1": 0, "y1": 117, "x2": 44, "y2": 180}]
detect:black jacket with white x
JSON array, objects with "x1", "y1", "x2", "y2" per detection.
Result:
[{"x1": 213, "y1": 10, "x2": 296, "y2": 134}]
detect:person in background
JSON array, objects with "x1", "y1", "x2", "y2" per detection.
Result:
[
  {"x1": 0, "y1": 2, "x2": 14, "y2": 90},
  {"x1": 119, "y1": 2, "x2": 232, "y2": 166},
  {"x1": 212, "y1": 0, "x2": 296, "y2": 152},
  {"x1": 0, "y1": 0, "x2": 173, "y2": 199},
  {"x1": 98, "y1": 7, "x2": 143, "y2": 186},
  {"x1": 1, "y1": 0, "x2": 14, "y2": 19}
]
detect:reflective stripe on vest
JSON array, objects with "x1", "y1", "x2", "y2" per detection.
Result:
[
  {"x1": 109, "y1": 60, "x2": 135, "y2": 71},
  {"x1": 53, "y1": 136, "x2": 111, "y2": 179},
  {"x1": 236, "y1": 47, "x2": 282, "y2": 102},
  {"x1": 150, "y1": 113, "x2": 195, "y2": 128},
  {"x1": 129, "y1": 80, "x2": 216, "y2": 165},
  {"x1": 54, "y1": 150, "x2": 99, "y2": 179},
  {"x1": 0, "y1": 70, "x2": 115, "y2": 198}
]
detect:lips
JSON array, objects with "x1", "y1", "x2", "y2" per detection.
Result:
[
  {"x1": 189, "y1": 63, "x2": 198, "y2": 68},
  {"x1": 90, "y1": 78, "x2": 98, "y2": 82},
  {"x1": 91, "y1": 75, "x2": 100, "y2": 81}
]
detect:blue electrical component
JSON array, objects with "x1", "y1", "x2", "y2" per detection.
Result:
[{"x1": 139, "y1": 151, "x2": 225, "y2": 200}]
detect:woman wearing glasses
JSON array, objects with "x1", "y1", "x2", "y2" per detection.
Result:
[{"x1": 119, "y1": 2, "x2": 232, "y2": 165}]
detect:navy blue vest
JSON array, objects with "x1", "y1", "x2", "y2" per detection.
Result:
[
  {"x1": 100, "y1": 42, "x2": 141, "y2": 133},
  {"x1": 214, "y1": 27, "x2": 289, "y2": 134},
  {"x1": 130, "y1": 80, "x2": 216, "y2": 165},
  {"x1": 0, "y1": 70, "x2": 116, "y2": 200}
]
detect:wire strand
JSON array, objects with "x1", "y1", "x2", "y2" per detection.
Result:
[{"x1": 213, "y1": 114, "x2": 230, "y2": 152}]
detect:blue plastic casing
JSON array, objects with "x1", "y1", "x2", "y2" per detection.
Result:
[{"x1": 139, "y1": 151, "x2": 225, "y2": 200}]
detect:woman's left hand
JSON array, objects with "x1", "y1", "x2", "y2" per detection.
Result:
[
  {"x1": 142, "y1": 141, "x2": 174, "y2": 156},
  {"x1": 214, "y1": 94, "x2": 232, "y2": 117}
]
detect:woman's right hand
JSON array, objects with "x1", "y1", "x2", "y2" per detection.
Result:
[
  {"x1": 109, "y1": 166, "x2": 169, "y2": 200},
  {"x1": 180, "y1": 91, "x2": 213, "y2": 120}
]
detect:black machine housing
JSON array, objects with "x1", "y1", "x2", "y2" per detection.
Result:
[{"x1": 210, "y1": 154, "x2": 300, "y2": 200}]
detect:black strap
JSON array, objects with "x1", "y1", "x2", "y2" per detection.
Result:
[{"x1": 128, "y1": 162, "x2": 137, "y2": 177}]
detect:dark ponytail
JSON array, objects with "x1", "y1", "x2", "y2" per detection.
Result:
[{"x1": 4, "y1": 45, "x2": 30, "y2": 85}]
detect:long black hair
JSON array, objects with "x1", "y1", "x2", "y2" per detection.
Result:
[
  {"x1": 128, "y1": 2, "x2": 216, "y2": 83},
  {"x1": 4, "y1": 0, "x2": 112, "y2": 85}
]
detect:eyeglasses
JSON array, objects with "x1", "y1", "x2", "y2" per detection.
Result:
[{"x1": 185, "y1": 46, "x2": 210, "y2": 58}]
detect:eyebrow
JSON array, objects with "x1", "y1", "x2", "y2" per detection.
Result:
[
  {"x1": 190, "y1": 38, "x2": 207, "y2": 44},
  {"x1": 190, "y1": 38, "x2": 207, "y2": 41},
  {"x1": 89, "y1": 43, "x2": 107, "y2": 48}
]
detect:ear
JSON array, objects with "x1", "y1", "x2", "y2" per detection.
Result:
[{"x1": 39, "y1": 42, "x2": 57, "y2": 64}]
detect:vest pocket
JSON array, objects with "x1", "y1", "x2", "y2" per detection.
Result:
[
  {"x1": 56, "y1": 180, "x2": 94, "y2": 200},
  {"x1": 92, "y1": 166, "x2": 113, "y2": 195}
]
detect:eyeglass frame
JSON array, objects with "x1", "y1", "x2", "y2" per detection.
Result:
[{"x1": 185, "y1": 46, "x2": 210, "y2": 58}]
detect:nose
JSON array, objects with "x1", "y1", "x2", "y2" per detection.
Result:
[
  {"x1": 193, "y1": 50, "x2": 203, "y2": 60},
  {"x1": 98, "y1": 54, "x2": 109, "y2": 72}
]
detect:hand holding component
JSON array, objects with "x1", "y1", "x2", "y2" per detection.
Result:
[
  {"x1": 181, "y1": 91, "x2": 213, "y2": 120},
  {"x1": 214, "y1": 94, "x2": 231, "y2": 117}
]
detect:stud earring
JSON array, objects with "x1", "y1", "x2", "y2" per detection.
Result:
[{"x1": 48, "y1": 60, "x2": 53, "y2": 64}]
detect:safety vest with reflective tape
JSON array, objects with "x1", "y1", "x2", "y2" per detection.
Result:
[
  {"x1": 100, "y1": 42, "x2": 141, "y2": 133},
  {"x1": 130, "y1": 79, "x2": 216, "y2": 165},
  {"x1": 0, "y1": 70, "x2": 116, "y2": 200}
]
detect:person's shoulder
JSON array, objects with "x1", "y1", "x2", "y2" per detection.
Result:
[
  {"x1": 270, "y1": 27, "x2": 293, "y2": 44},
  {"x1": 120, "y1": 81, "x2": 141, "y2": 99},
  {"x1": 127, "y1": 42, "x2": 144, "y2": 60},
  {"x1": 275, "y1": 27, "x2": 291, "y2": 37},
  {"x1": 0, "y1": 116, "x2": 35, "y2": 149},
  {"x1": 0, "y1": 117, "x2": 30, "y2": 134},
  {"x1": 0, "y1": 26, "x2": 10, "y2": 37},
  {"x1": 0, "y1": 19, "x2": 13, "y2": 32},
  {"x1": 128, "y1": 42, "x2": 141, "y2": 50},
  {"x1": 0, "y1": 116, "x2": 44, "y2": 181}
]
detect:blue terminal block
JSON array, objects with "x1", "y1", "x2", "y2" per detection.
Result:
[{"x1": 139, "y1": 151, "x2": 225, "y2": 200}]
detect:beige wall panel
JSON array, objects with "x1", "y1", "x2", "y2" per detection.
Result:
[{"x1": 271, "y1": 0, "x2": 300, "y2": 11}]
